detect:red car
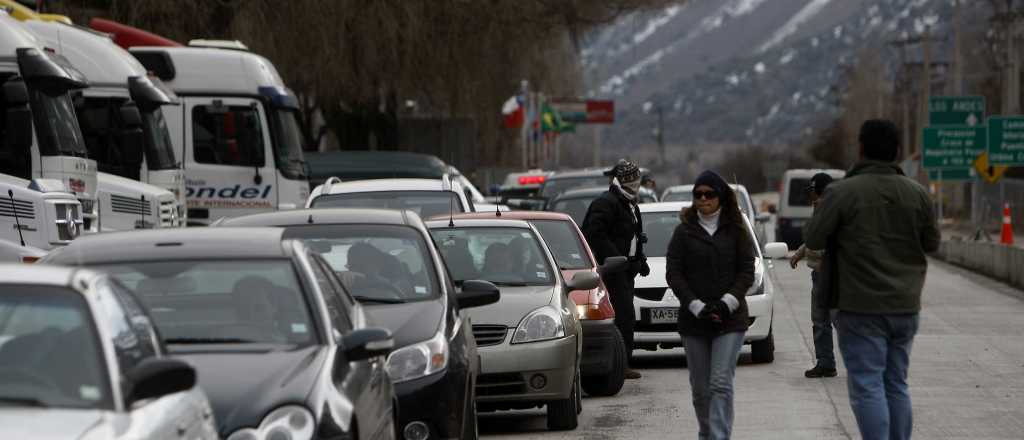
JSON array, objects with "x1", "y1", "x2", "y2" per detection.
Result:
[{"x1": 444, "y1": 211, "x2": 628, "y2": 396}]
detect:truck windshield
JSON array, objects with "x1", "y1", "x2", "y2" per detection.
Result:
[
  {"x1": 140, "y1": 109, "x2": 178, "y2": 170},
  {"x1": 269, "y1": 108, "x2": 308, "y2": 180},
  {"x1": 28, "y1": 87, "x2": 88, "y2": 157}
]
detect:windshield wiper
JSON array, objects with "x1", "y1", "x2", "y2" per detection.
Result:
[
  {"x1": 490, "y1": 281, "x2": 530, "y2": 287},
  {"x1": 0, "y1": 396, "x2": 49, "y2": 407},
  {"x1": 352, "y1": 295, "x2": 406, "y2": 304},
  {"x1": 165, "y1": 337, "x2": 252, "y2": 344}
]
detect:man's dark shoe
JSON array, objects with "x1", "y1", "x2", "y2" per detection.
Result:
[
  {"x1": 624, "y1": 369, "x2": 642, "y2": 379},
  {"x1": 804, "y1": 365, "x2": 838, "y2": 378}
]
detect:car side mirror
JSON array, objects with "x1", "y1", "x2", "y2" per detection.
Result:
[
  {"x1": 764, "y1": 242, "x2": 789, "y2": 259},
  {"x1": 597, "y1": 256, "x2": 628, "y2": 276},
  {"x1": 125, "y1": 357, "x2": 196, "y2": 407},
  {"x1": 565, "y1": 271, "x2": 600, "y2": 292},
  {"x1": 341, "y1": 327, "x2": 393, "y2": 362},
  {"x1": 457, "y1": 280, "x2": 500, "y2": 309}
]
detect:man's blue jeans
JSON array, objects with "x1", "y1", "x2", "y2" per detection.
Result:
[
  {"x1": 810, "y1": 270, "x2": 836, "y2": 369},
  {"x1": 835, "y1": 311, "x2": 920, "y2": 440}
]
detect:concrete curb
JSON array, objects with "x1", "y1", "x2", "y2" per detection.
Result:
[{"x1": 934, "y1": 240, "x2": 1024, "y2": 290}]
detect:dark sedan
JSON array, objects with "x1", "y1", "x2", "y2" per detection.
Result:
[
  {"x1": 43, "y1": 228, "x2": 397, "y2": 440},
  {"x1": 218, "y1": 208, "x2": 500, "y2": 440}
]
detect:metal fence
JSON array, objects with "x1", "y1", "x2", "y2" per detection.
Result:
[{"x1": 974, "y1": 178, "x2": 1024, "y2": 230}]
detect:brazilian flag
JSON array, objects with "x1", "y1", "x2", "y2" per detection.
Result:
[{"x1": 541, "y1": 103, "x2": 575, "y2": 133}]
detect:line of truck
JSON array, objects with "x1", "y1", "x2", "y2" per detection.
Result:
[{"x1": 0, "y1": 8, "x2": 310, "y2": 260}]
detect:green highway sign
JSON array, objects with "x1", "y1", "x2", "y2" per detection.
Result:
[
  {"x1": 923, "y1": 126, "x2": 986, "y2": 169},
  {"x1": 928, "y1": 168, "x2": 975, "y2": 182},
  {"x1": 987, "y1": 116, "x2": 1024, "y2": 166},
  {"x1": 929, "y1": 96, "x2": 985, "y2": 126}
]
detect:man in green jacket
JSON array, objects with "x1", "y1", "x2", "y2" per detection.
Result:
[{"x1": 804, "y1": 119, "x2": 940, "y2": 440}]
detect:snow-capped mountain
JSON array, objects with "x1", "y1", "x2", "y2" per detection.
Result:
[{"x1": 584, "y1": 0, "x2": 951, "y2": 150}]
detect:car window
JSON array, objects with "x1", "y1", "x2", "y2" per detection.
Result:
[
  {"x1": 94, "y1": 279, "x2": 146, "y2": 377},
  {"x1": 787, "y1": 178, "x2": 812, "y2": 207},
  {"x1": 96, "y1": 260, "x2": 317, "y2": 347},
  {"x1": 531, "y1": 220, "x2": 593, "y2": 270},
  {"x1": 307, "y1": 254, "x2": 353, "y2": 332},
  {"x1": 311, "y1": 190, "x2": 464, "y2": 219},
  {"x1": 108, "y1": 281, "x2": 161, "y2": 359},
  {"x1": 662, "y1": 191, "x2": 692, "y2": 202},
  {"x1": 192, "y1": 104, "x2": 265, "y2": 167},
  {"x1": 284, "y1": 225, "x2": 439, "y2": 304},
  {"x1": 642, "y1": 212, "x2": 682, "y2": 258},
  {"x1": 0, "y1": 285, "x2": 112, "y2": 410},
  {"x1": 550, "y1": 197, "x2": 595, "y2": 226},
  {"x1": 429, "y1": 227, "x2": 554, "y2": 287},
  {"x1": 541, "y1": 176, "x2": 607, "y2": 198}
]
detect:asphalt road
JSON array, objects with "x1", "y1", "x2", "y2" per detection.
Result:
[{"x1": 480, "y1": 258, "x2": 1024, "y2": 439}]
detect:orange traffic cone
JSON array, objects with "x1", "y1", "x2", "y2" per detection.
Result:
[{"x1": 1001, "y1": 203, "x2": 1014, "y2": 246}]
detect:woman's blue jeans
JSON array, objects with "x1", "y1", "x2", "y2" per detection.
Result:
[{"x1": 683, "y1": 331, "x2": 745, "y2": 440}]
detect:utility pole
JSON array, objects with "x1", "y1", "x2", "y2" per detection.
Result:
[
  {"x1": 920, "y1": 24, "x2": 932, "y2": 158},
  {"x1": 655, "y1": 105, "x2": 665, "y2": 166}
]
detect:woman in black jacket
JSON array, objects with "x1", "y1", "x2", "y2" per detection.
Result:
[{"x1": 666, "y1": 170, "x2": 755, "y2": 440}]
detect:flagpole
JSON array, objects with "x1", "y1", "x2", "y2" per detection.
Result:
[{"x1": 520, "y1": 80, "x2": 529, "y2": 169}]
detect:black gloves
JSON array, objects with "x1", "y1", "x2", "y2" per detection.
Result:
[
  {"x1": 697, "y1": 303, "x2": 716, "y2": 320},
  {"x1": 639, "y1": 259, "x2": 651, "y2": 277},
  {"x1": 712, "y1": 300, "x2": 733, "y2": 320}
]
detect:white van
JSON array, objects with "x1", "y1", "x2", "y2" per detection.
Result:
[
  {"x1": 777, "y1": 168, "x2": 845, "y2": 248},
  {"x1": 129, "y1": 44, "x2": 310, "y2": 225}
]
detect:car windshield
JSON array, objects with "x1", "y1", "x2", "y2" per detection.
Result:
[
  {"x1": 530, "y1": 220, "x2": 593, "y2": 270},
  {"x1": 95, "y1": 260, "x2": 317, "y2": 347},
  {"x1": 662, "y1": 191, "x2": 692, "y2": 203},
  {"x1": 643, "y1": 211, "x2": 682, "y2": 258},
  {"x1": 28, "y1": 87, "x2": 88, "y2": 157},
  {"x1": 0, "y1": 285, "x2": 111, "y2": 410},
  {"x1": 429, "y1": 227, "x2": 554, "y2": 286},
  {"x1": 312, "y1": 190, "x2": 464, "y2": 219},
  {"x1": 141, "y1": 108, "x2": 178, "y2": 170},
  {"x1": 788, "y1": 178, "x2": 812, "y2": 207},
  {"x1": 549, "y1": 196, "x2": 597, "y2": 226},
  {"x1": 540, "y1": 176, "x2": 607, "y2": 198},
  {"x1": 283, "y1": 225, "x2": 440, "y2": 303},
  {"x1": 268, "y1": 108, "x2": 308, "y2": 180}
]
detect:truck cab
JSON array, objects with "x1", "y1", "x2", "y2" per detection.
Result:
[
  {"x1": 1, "y1": 13, "x2": 99, "y2": 233},
  {"x1": 129, "y1": 44, "x2": 310, "y2": 225},
  {"x1": 25, "y1": 20, "x2": 184, "y2": 230}
]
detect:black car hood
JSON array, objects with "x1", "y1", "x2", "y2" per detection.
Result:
[
  {"x1": 177, "y1": 345, "x2": 328, "y2": 435},
  {"x1": 363, "y1": 300, "x2": 443, "y2": 348}
]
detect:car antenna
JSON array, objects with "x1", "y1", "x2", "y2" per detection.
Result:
[
  {"x1": 495, "y1": 201, "x2": 501, "y2": 217},
  {"x1": 7, "y1": 190, "x2": 25, "y2": 246},
  {"x1": 307, "y1": 214, "x2": 314, "y2": 224},
  {"x1": 448, "y1": 195, "x2": 455, "y2": 228},
  {"x1": 139, "y1": 194, "x2": 146, "y2": 229}
]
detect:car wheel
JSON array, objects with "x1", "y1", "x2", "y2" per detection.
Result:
[
  {"x1": 581, "y1": 328, "x2": 626, "y2": 397},
  {"x1": 546, "y1": 371, "x2": 580, "y2": 430},
  {"x1": 750, "y1": 327, "x2": 775, "y2": 364},
  {"x1": 462, "y1": 392, "x2": 479, "y2": 440}
]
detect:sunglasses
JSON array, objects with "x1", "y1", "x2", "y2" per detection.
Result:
[{"x1": 693, "y1": 190, "x2": 719, "y2": 200}]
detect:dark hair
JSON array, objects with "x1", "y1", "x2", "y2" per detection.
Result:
[{"x1": 859, "y1": 119, "x2": 900, "y2": 162}]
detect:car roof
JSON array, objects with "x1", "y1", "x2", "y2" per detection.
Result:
[
  {"x1": 305, "y1": 151, "x2": 448, "y2": 179},
  {"x1": 553, "y1": 186, "x2": 607, "y2": 200},
  {"x1": 547, "y1": 168, "x2": 609, "y2": 179},
  {"x1": 0, "y1": 264, "x2": 79, "y2": 287},
  {"x1": 319, "y1": 178, "x2": 450, "y2": 195},
  {"x1": 664, "y1": 184, "x2": 749, "y2": 193},
  {"x1": 640, "y1": 201, "x2": 691, "y2": 213},
  {"x1": 443, "y1": 211, "x2": 574, "y2": 222},
  {"x1": 424, "y1": 218, "x2": 533, "y2": 229},
  {"x1": 220, "y1": 208, "x2": 421, "y2": 228},
  {"x1": 46, "y1": 227, "x2": 289, "y2": 264}
]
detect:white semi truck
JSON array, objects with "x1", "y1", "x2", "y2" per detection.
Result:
[
  {"x1": 129, "y1": 43, "x2": 310, "y2": 225},
  {"x1": 25, "y1": 20, "x2": 185, "y2": 229}
]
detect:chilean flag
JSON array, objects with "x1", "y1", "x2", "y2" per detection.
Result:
[{"x1": 502, "y1": 95, "x2": 525, "y2": 129}]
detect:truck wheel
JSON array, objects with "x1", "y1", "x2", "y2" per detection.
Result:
[
  {"x1": 581, "y1": 328, "x2": 626, "y2": 397},
  {"x1": 546, "y1": 372, "x2": 580, "y2": 431},
  {"x1": 750, "y1": 328, "x2": 775, "y2": 364}
]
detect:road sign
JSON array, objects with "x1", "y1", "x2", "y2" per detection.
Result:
[
  {"x1": 973, "y1": 151, "x2": 1010, "y2": 183},
  {"x1": 922, "y1": 126, "x2": 986, "y2": 169},
  {"x1": 987, "y1": 116, "x2": 1024, "y2": 166},
  {"x1": 929, "y1": 96, "x2": 985, "y2": 126},
  {"x1": 551, "y1": 99, "x2": 615, "y2": 124},
  {"x1": 928, "y1": 168, "x2": 974, "y2": 182}
]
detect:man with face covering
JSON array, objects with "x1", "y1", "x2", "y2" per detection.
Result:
[{"x1": 582, "y1": 158, "x2": 650, "y2": 380}]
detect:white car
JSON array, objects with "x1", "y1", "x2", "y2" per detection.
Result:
[
  {"x1": 0, "y1": 265, "x2": 217, "y2": 439},
  {"x1": 306, "y1": 174, "x2": 479, "y2": 218},
  {"x1": 632, "y1": 202, "x2": 788, "y2": 363}
]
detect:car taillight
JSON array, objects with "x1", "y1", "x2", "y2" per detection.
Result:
[
  {"x1": 518, "y1": 175, "x2": 546, "y2": 185},
  {"x1": 21, "y1": 256, "x2": 39, "y2": 264}
]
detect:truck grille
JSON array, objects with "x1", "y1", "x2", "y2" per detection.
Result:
[
  {"x1": 159, "y1": 199, "x2": 176, "y2": 227},
  {"x1": 472, "y1": 325, "x2": 507, "y2": 346},
  {"x1": 477, "y1": 373, "x2": 527, "y2": 397},
  {"x1": 635, "y1": 287, "x2": 667, "y2": 301},
  {"x1": 110, "y1": 194, "x2": 152, "y2": 216},
  {"x1": 0, "y1": 197, "x2": 35, "y2": 220},
  {"x1": 54, "y1": 203, "x2": 84, "y2": 241}
]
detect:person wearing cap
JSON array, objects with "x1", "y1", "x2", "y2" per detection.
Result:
[
  {"x1": 790, "y1": 172, "x2": 837, "y2": 379},
  {"x1": 804, "y1": 119, "x2": 940, "y2": 440},
  {"x1": 582, "y1": 159, "x2": 650, "y2": 380},
  {"x1": 665, "y1": 170, "x2": 755, "y2": 440}
]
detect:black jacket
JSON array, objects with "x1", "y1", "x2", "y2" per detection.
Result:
[
  {"x1": 581, "y1": 186, "x2": 644, "y2": 266},
  {"x1": 665, "y1": 209, "x2": 755, "y2": 336}
]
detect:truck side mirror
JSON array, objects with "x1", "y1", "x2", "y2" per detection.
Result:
[{"x1": 3, "y1": 79, "x2": 33, "y2": 154}]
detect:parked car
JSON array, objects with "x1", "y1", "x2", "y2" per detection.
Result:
[
  {"x1": 441, "y1": 211, "x2": 630, "y2": 397},
  {"x1": 305, "y1": 151, "x2": 449, "y2": 187},
  {"x1": 546, "y1": 187, "x2": 606, "y2": 226},
  {"x1": 496, "y1": 170, "x2": 552, "y2": 209},
  {"x1": 632, "y1": 202, "x2": 789, "y2": 363},
  {"x1": 42, "y1": 228, "x2": 397, "y2": 440},
  {"x1": 0, "y1": 265, "x2": 217, "y2": 439},
  {"x1": 218, "y1": 208, "x2": 500, "y2": 440},
  {"x1": 306, "y1": 175, "x2": 476, "y2": 218},
  {"x1": 426, "y1": 217, "x2": 597, "y2": 430},
  {"x1": 777, "y1": 169, "x2": 845, "y2": 249},
  {"x1": 539, "y1": 169, "x2": 611, "y2": 201}
]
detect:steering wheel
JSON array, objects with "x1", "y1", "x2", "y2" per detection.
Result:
[{"x1": 0, "y1": 367, "x2": 60, "y2": 391}]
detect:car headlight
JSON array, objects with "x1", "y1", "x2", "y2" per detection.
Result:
[
  {"x1": 749, "y1": 269, "x2": 766, "y2": 296},
  {"x1": 226, "y1": 405, "x2": 315, "y2": 440},
  {"x1": 512, "y1": 305, "x2": 565, "y2": 344},
  {"x1": 386, "y1": 329, "x2": 448, "y2": 383}
]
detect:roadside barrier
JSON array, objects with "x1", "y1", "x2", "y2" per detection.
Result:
[{"x1": 937, "y1": 240, "x2": 1024, "y2": 290}]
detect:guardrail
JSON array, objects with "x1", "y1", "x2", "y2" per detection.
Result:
[{"x1": 936, "y1": 240, "x2": 1024, "y2": 290}]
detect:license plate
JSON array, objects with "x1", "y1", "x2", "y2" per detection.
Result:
[{"x1": 647, "y1": 307, "x2": 678, "y2": 324}]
